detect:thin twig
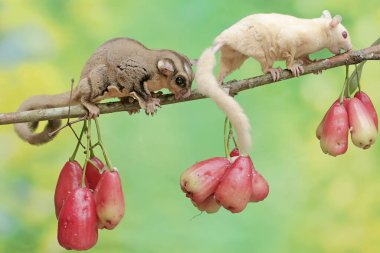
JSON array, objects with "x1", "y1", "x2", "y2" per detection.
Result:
[
  {"x1": 1, "y1": 45, "x2": 380, "y2": 125},
  {"x1": 48, "y1": 116, "x2": 87, "y2": 138}
]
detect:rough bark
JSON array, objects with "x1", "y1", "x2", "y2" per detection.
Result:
[{"x1": 1, "y1": 45, "x2": 379, "y2": 125}]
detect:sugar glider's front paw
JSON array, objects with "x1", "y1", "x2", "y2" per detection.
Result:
[{"x1": 145, "y1": 98, "x2": 161, "y2": 116}]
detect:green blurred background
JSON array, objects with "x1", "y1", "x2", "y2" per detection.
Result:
[{"x1": 1, "y1": 0, "x2": 380, "y2": 252}]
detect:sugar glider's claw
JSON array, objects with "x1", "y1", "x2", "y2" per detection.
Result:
[
  {"x1": 85, "y1": 105, "x2": 100, "y2": 119},
  {"x1": 145, "y1": 98, "x2": 161, "y2": 116},
  {"x1": 127, "y1": 108, "x2": 140, "y2": 115},
  {"x1": 267, "y1": 67, "x2": 282, "y2": 81},
  {"x1": 289, "y1": 65, "x2": 304, "y2": 77}
]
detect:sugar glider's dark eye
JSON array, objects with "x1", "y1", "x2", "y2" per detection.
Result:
[
  {"x1": 175, "y1": 76, "x2": 186, "y2": 86},
  {"x1": 342, "y1": 31, "x2": 348, "y2": 39}
]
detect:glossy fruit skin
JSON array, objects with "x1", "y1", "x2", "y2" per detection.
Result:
[
  {"x1": 54, "y1": 160, "x2": 87, "y2": 218},
  {"x1": 94, "y1": 169, "x2": 125, "y2": 229},
  {"x1": 180, "y1": 157, "x2": 231, "y2": 203},
  {"x1": 57, "y1": 188, "x2": 98, "y2": 250},
  {"x1": 354, "y1": 91, "x2": 378, "y2": 130},
  {"x1": 320, "y1": 101, "x2": 349, "y2": 156},
  {"x1": 347, "y1": 97, "x2": 378, "y2": 149},
  {"x1": 85, "y1": 157, "x2": 104, "y2": 190},
  {"x1": 215, "y1": 156, "x2": 253, "y2": 213},
  {"x1": 191, "y1": 195, "x2": 221, "y2": 214},
  {"x1": 250, "y1": 170, "x2": 269, "y2": 202},
  {"x1": 317, "y1": 98, "x2": 349, "y2": 140}
]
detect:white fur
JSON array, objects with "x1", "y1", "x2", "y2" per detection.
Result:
[
  {"x1": 196, "y1": 11, "x2": 352, "y2": 155},
  {"x1": 196, "y1": 48, "x2": 251, "y2": 154},
  {"x1": 214, "y1": 12, "x2": 352, "y2": 71}
]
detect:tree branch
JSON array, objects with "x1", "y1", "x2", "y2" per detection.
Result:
[{"x1": 1, "y1": 45, "x2": 380, "y2": 125}]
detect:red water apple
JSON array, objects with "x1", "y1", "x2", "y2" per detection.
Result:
[
  {"x1": 180, "y1": 157, "x2": 231, "y2": 203},
  {"x1": 54, "y1": 160, "x2": 87, "y2": 218},
  {"x1": 85, "y1": 157, "x2": 104, "y2": 190},
  {"x1": 57, "y1": 187, "x2": 98, "y2": 250},
  {"x1": 94, "y1": 169, "x2": 125, "y2": 229},
  {"x1": 320, "y1": 101, "x2": 349, "y2": 156},
  {"x1": 215, "y1": 156, "x2": 253, "y2": 213},
  {"x1": 347, "y1": 97, "x2": 378, "y2": 149},
  {"x1": 229, "y1": 148, "x2": 240, "y2": 157}
]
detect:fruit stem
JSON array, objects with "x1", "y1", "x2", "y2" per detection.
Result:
[
  {"x1": 82, "y1": 119, "x2": 91, "y2": 188},
  {"x1": 355, "y1": 64, "x2": 362, "y2": 92},
  {"x1": 69, "y1": 121, "x2": 86, "y2": 161},
  {"x1": 340, "y1": 65, "x2": 350, "y2": 103},
  {"x1": 224, "y1": 117, "x2": 230, "y2": 158},
  {"x1": 94, "y1": 118, "x2": 114, "y2": 171},
  {"x1": 89, "y1": 136, "x2": 95, "y2": 158},
  {"x1": 229, "y1": 121, "x2": 237, "y2": 148}
]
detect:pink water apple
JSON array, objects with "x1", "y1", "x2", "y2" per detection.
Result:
[
  {"x1": 317, "y1": 98, "x2": 349, "y2": 140},
  {"x1": 347, "y1": 97, "x2": 377, "y2": 149},
  {"x1": 215, "y1": 156, "x2": 253, "y2": 213},
  {"x1": 320, "y1": 101, "x2": 349, "y2": 156},
  {"x1": 191, "y1": 194, "x2": 221, "y2": 214},
  {"x1": 250, "y1": 170, "x2": 269, "y2": 202},
  {"x1": 354, "y1": 91, "x2": 378, "y2": 130},
  {"x1": 180, "y1": 157, "x2": 231, "y2": 203},
  {"x1": 94, "y1": 169, "x2": 125, "y2": 229}
]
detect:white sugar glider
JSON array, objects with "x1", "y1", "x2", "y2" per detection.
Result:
[{"x1": 196, "y1": 10, "x2": 352, "y2": 155}]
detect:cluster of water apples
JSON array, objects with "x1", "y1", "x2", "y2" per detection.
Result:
[
  {"x1": 180, "y1": 148, "x2": 269, "y2": 213},
  {"x1": 55, "y1": 156, "x2": 125, "y2": 250},
  {"x1": 316, "y1": 90, "x2": 378, "y2": 156}
]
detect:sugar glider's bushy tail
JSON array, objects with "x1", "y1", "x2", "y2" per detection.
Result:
[
  {"x1": 14, "y1": 92, "x2": 73, "y2": 145},
  {"x1": 195, "y1": 44, "x2": 251, "y2": 155}
]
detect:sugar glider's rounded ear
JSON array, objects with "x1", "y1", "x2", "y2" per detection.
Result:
[
  {"x1": 329, "y1": 15, "x2": 342, "y2": 28},
  {"x1": 157, "y1": 58, "x2": 175, "y2": 77},
  {"x1": 321, "y1": 10, "x2": 332, "y2": 19},
  {"x1": 184, "y1": 62, "x2": 193, "y2": 79}
]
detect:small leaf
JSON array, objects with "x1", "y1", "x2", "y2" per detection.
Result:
[{"x1": 347, "y1": 36, "x2": 380, "y2": 95}]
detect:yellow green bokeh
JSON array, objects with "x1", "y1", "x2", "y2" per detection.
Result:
[{"x1": 1, "y1": 1, "x2": 379, "y2": 252}]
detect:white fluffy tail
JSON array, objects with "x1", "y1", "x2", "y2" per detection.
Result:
[{"x1": 195, "y1": 46, "x2": 252, "y2": 155}]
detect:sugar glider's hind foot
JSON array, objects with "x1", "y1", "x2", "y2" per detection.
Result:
[
  {"x1": 80, "y1": 97, "x2": 100, "y2": 119},
  {"x1": 299, "y1": 57, "x2": 321, "y2": 75},
  {"x1": 127, "y1": 108, "x2": 140, "y2": 115},
  {"x1": 130, "y1": 92, "x2": 161, "y2": 116},
  {"x1": 86, "y1": 105, "x2": 100, "y2": 119},
  {"x1": 266, "y1": 67, "x2": 283, "y2": 81},
  {"x1": 120, "y1": 97, "x2": 140, "y2": 115},
  {"x1": 288, "y1": 64, "x2": 304, "y2": 77}
]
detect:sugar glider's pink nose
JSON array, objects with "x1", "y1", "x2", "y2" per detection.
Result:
[{"x1": 182, "y1": 89, "x2": 191, "y2": 98}]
